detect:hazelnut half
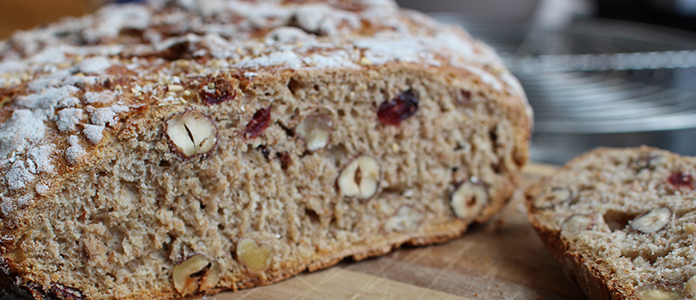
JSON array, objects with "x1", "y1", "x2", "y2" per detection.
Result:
[
  {"x1": 635, "y1": 285, "x2": 682, "y2": 300},
  {"x1": 172, "y1": 254, "x2": 220, "y2": 295},
  {"x1": 237, "y1": 238, "x2": 272, "y2": 272},
  {"x1": 450, "y1": 180, "x2": 487, "y2": 220},
  {"x1": 534, "y1": 188, "x2": 573, "y2": 210},
  {"x1": 296, "y1": 114, "x2": 333, "y2": 151},
  {"x1": 561, "y1": 214, "x2": 595, "y2": 236},
  {"x1": 337, "y1": 156, "x2": 380, "y2": 200},
  {"x1": 631, "y1": 208, "x2": 672, "y2": 234},
  {"x1": 683, "y1": 276, "x2": 696, "y2": 298},
  {"x1": 165, "y1": 110, "x2": 218, "y2": 158},
  {"x1": 384, "y1": 206, "x2": 422, "y2": 232}
]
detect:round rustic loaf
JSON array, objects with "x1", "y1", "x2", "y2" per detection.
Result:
[
  {"x1": 527, "y1": 147, "x2": 696, "y2": 300},
  {"x1": 0, "y1": 0, "x2": 531, "y2": 299}
]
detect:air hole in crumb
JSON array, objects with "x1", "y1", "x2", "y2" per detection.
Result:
[
  {"x1": 489, "y1": 126, "x2": 498, "y2": 146},
  {"x1": 287, "y1": 78, "x2": 301, "y2": 95},
  {"x1": 383, "y1": 185, "x2": 406, "y2": 194},
  {"x1": 313, "y1": 85, "x2": 319, "y2": 91},
  {"x1": 604, "y1": 210, "x2": 635, "y2": 231},
  {"x1": 350, "y1": 108, "x2": 360, "y2": 119},
  {"x1": 256, "y1": 145, "x2": 271, "y2": 160},
  {"x1": 305, "y1": 208, "x2": 321, "y2": 224},
  {"x1": 119, "y1": 28, "x2": 145, "y2": 41},
  {"x1": 493, "y1": 162, "x2": 503, "y2": 174},
  {"x1": 277, "y1": 122, "x2": 295, "y2": 137},
  {"x1": 159, "y1": 160, "x2": 171, "y2": 167},
  {"x1": 218, "y1": 224, "x2": 225, "y2": 231}
]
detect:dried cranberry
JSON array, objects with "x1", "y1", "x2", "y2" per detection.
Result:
[
  {"x1": 668, "y1": 172, "x2": 693, "y2": 188},
  {"x1": 243, "y1": 107, "x2": 271, "y2": 139},
  {"x1": 457, "y1": 90, "x2": 472, "y2": 105},
  {"x1": 277, "y1": 152, "x2": 292, "y2": 170},
  {"x1": 200, "y1": 79, "x2": 236, "y2": 105},
  {"x1": 377, "y1": 89, "x2": 419, "y2": 126}
]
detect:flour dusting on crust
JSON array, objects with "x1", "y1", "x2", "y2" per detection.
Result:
[{"x1": 0, "y1": 0, "x2": 527, "y2": 206}]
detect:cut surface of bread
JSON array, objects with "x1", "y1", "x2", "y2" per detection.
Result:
[
  {"x1": 526, "y1": 147, "x2": 696, "y2": 300},
  {"x1": 0, "y1": 0, "x2": 531, "y2": 299}
]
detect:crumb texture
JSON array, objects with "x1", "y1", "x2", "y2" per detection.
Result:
[
  {"x1": 0, "y1": 0, "x2": 530, "y2": 299},
  {"x1": 527, "y1": 147, "x2": 696, "y2": 300}
]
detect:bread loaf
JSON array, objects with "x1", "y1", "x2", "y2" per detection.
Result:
[
  {"x1": 527, "y1": 147, "x2": 696, "y2": 300},
  {"x1": 0, "y1": 0, "x2": 531, "y2": 299}
]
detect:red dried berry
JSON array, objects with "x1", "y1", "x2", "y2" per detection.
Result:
[
  {"x1": 377, "y1": 89, "x2": 419, "y2": 126},
  {"x1": 277, "y1": 152, "x2": 292, "y2": 170},
  {"x1": 243, "y1": 107, "x2": 271, "y2": 139},
  {"x1": 200, "y1": 79, "x2": 236, "y2": 105},
  {"x1": 668, "y1": 172, "x2": 693, "y2": 188},
  {"x1": 458, "y1": 90, "x2": 472, "y2": 105}
]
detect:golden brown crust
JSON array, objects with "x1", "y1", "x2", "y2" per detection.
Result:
[
  {"x1": 525, "y1": 146, "x2": 694, "y2": 300},
  {"x1": 0, "y1": 63, "x2": 528, "y2": 300},
  {"x1": 0, "y1": 0, "x2": 530, "y2": 299}
]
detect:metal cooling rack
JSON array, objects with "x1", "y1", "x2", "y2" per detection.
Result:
[{"x1": 434, "y1": 14, "x2": 696, "y2": 135}]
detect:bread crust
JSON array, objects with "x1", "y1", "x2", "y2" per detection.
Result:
[
  {"x1": 525, "y1": 146, "x2": 695, "y2": 300},
  {"x1": 0, "y1": 0, "x2": 530, "y2": 299}
]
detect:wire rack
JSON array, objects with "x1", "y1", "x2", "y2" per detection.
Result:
[{"x1": 434, "y1": 14, "x2": 696, "y2": 135}]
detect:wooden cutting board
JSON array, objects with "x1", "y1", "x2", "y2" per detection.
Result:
[{"x1": 205, "y1": 163, "x2": 585, "y2": 300}]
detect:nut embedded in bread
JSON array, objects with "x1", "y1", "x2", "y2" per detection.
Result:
[
  {"x1": 0, "y1": 0, "x2": 531, "y2": 299},
  {"x1": 526, "y1": 147, "x2": 696, "y2": 300}
]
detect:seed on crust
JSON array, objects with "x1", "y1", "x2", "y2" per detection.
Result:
[
  {"x1": 377, "y1": 88, "x2": 419, "y2": 126},
  {"x1": 631, "y1": 208, "x2": 672, "y2": 234},
  {"x1": 172, "y1": 254, "x2": 219, "y2": 295},
  {"x1": 243, "y1": 107, "x2": 271, "y2": 139},
  {"x1": 450, "y1": 180, "x2": 487, "y2": 220},
  {"x1": 165, "y1": 110, "x2": 218, "y2": 158},
  {"x1": 337, "y1": 156, "x2": 380, "y2": 200},
  {"x1": 237, "y1": 238, "x2": 272, "y2": 272},
  {"x1": 296, "y1": 114, "x2": 333, "y2": 151}
]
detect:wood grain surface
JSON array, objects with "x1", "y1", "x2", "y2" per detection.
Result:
[{"x1": 204, "y1": 163, "x2": 585, "y2": 300}]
